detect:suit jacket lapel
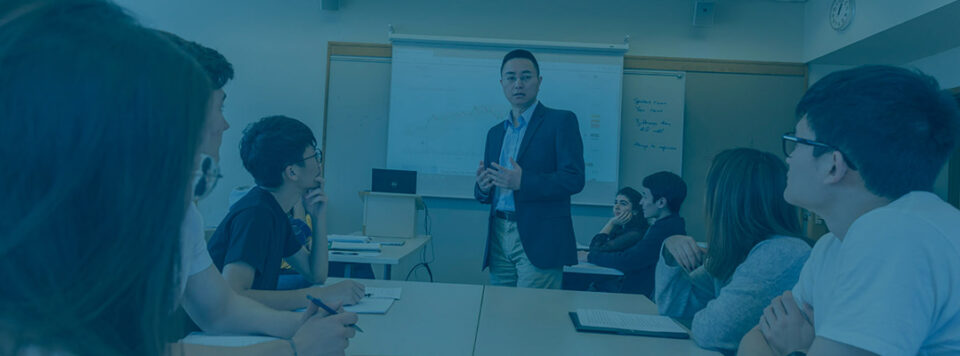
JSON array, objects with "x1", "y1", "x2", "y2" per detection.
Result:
[{"x1": 516, "y1": 102, "x2": 546, "y2": 162}]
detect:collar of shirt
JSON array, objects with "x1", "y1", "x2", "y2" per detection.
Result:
[{"x1": 503, "y1": 100, "x2": 538, "y2": 131}]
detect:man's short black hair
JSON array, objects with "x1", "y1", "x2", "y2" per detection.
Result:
[
  {"x1": 642, "y1": 171, "x2": 687, "y2": 214},
  {"x1": 500, "y1": 49, "x2": 540, "y2": 77},
  {"x1": 240, "y1": 115, "x2": 317, "y2": 188},
  {"x1": 155, "y1": 30, "x2": 234, "y2": 89},
  {"x1": 797, "y1": 65, "x2": 960, "y2": 199}
]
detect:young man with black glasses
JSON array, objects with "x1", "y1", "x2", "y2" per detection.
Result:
[
  {"x1": 738, "y1": 66, "x2": 960, "y2": 356},
  {"x1": 208, "y1": 115, "x2": 365, "y2": 311}
]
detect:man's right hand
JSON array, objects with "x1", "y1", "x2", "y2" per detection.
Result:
[
  {"x1": 292, "y1": 302, "x2": 358, "y2": 356},
  {"x1": 476, "y1": 160, "x2": 493, "y2": 193}
]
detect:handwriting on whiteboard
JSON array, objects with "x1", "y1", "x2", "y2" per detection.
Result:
[
  {"x1": 633, "y1": 143, "x2": 678, "y2": 151},
  {"x1": 632, "y1": 97, "x2": 677, "y2": 150}
]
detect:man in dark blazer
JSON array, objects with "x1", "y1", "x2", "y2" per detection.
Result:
[{"x1": 474, "y1": 49, "x2": 585, "y2": 289}]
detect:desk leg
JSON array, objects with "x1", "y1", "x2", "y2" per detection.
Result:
[
  {"x1": 344, "y1": 264, "x2": 352, "y2": 278},
  {"x1": 384, "y1": 265, "x2": 391, "y2": 280}
]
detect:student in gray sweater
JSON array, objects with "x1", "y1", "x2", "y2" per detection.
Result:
[{"x1": 654, "y1": 148, "x2": 811, "y2": 354}]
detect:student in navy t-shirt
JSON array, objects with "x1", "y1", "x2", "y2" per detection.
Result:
[{"x1": 208, "y1": 115, "x2": 364, "y2": 311}]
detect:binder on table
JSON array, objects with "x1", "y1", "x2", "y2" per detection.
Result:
[{"x1": 569, "y1": 309, "x2": 689, "y2": 339}]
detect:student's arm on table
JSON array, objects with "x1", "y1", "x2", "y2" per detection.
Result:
[
  {"x1": 294, "y1": 182, "x2": 329, "y2": 284},
  {"x1": 174, "y1": 300, "x2": 357, "y2": 356},
  {"x1": 174, "y1": 340, "x2": 297, "y2": 356},
  {"x1": 289, "y1": 186, "x2": 366, "y2": 306},
  {"x1": 806, "y1": 338, "x2": 877, "y2": 356},
  {"x1": 184, "y1": 266, "x2": 300, "y2": 337},
  {"x1": 222, "y1": 261, "x2": 363, "y2": 311},
  {"x1": 738, "y1": 330, "x2": 876, "y2": 356},
  {"x1": 739, "y1": 291, "x2": 877, "y2": 356},
  {"x1": 737, "y1": 326, "x2": 776, "y2": 356}
]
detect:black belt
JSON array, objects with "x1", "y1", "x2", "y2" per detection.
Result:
[{"x1": 495, "y1": 210, "x2": 517, "y2": 222}]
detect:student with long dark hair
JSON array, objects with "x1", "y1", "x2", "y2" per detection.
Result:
[
  {"x1": 0, "y1": 2, "x2": 206, "y2": 354},
  {"x1": 566, "y1": 187, "x2": 649, "y2": 291},
  {"x1": 0, "y1": 1, "x2": 353, "y2": 354},
  {"x1": 655, "y1": 148, "x2": 810, "y2": 353},
  {"x1": 588, "y1": 187, "x2": 650, "y2": 253}
]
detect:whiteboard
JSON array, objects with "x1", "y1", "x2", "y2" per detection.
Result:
[
  {"x1": 386, "y1": 39, "x2": 625, "y2": 205},
  {"x1": 619, "y1": 70, "x2": 685, "y2": 188}
]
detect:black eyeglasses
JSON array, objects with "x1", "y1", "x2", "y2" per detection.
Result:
[
  {"x1": 782, "y1": 132, "x2": 857, "y2": 170},
  {"x1": 297, "y1": 147, "x2": 322, "y2": 165}
]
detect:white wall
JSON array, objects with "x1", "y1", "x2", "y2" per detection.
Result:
[
  {"x1": 802, "y1": 0, "x2": 956, "y2": 62},
  {"x1": 115, "y1": 0, "x2": 806, "y2": 226},
  {"x1": 910, "y1": 45, "x2": 960, "y2": 90}
]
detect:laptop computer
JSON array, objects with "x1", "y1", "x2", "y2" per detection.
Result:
[{"x1": 371, "y1": 168, "x2": 416, "y2": 194}]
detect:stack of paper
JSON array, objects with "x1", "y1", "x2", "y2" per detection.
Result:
[
  {"x1": 328, "y1": 234, "x2": 372, "y2": 243},
  {"x1": 329, "y1": 250, "x2": 381, "y2": 257},
  {"x1": 329, "y1": 241, "x2": 381, "y2": 252}
]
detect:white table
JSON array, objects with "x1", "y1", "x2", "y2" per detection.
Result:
[
  {"x1": 182, "y1": 278, "x2": 483, "y2": 355},
  {"x1": 473, "y1": 286, "x2": 721, "y2": 356},
  {"x1": 183, "y1": 280, "x2": 721, "y2": 356},
  {"x1": 341, "y1": 278, "x2": 483, "y2": 356},
  {"x1": 328, "y1": 235, "x2": 430, "y2": 279}
]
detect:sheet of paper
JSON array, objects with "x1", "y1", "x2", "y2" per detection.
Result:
[
  {"x1": 344, "y1": 297, "x2": 394, "y2": 314},
  {"x1": 575, "y1": 309, "x2": 686, "y2": 333},
  {"x1": 365, "y1": 287, "x2": 402, "y2": 300}
]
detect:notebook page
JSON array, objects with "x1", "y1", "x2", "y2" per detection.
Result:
[
  {"x1": 344, "y1": 297, "x2": 394, "y2": 314},
  {"x1": 575, "y1": 309, "x2": 686, "y2": 333},
  {"x1": 365, "y1": 287, "x2": 402, "y2": 300}
]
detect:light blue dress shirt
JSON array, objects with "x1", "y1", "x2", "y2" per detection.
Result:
[{"x1": 494, "y1": 101, "x2": 538, "y2": 213}]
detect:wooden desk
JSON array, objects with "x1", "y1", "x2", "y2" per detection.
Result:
[
  {"x1": 339, "y1": 278, "x2": 483, "y2": 356},
  {"x1": 473, "y1": 286, "x2": 720, "y2": 356},
  {"x1": 328, "y1": 235, "x2": 430, "y2": 279}
]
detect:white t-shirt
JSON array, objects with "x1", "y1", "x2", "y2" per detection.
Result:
[
  {"x1": 179, "y1": 202, "x2": 214, "y2": 298},
  {"x1": 792, "y1": 191, "x2": 960, "y2": 355}
]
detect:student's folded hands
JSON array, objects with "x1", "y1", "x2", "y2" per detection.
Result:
[{"x1": 759, "y1": 290, "x2": 815, "y2": 356}]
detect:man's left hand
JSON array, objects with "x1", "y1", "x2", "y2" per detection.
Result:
[
  {"x1": 759, "y1": 290, "x2": 815, "y2": 356},
  {"x1": 303, "y1": 176, "x2": 327, "y2": 218},
  {"x1": 490, "y1": 158, "x2": 522, "y2": 191}
]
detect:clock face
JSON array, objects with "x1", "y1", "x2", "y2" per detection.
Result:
[{"x1": 830, "y1": 0, "x2": 854, "y2": 31}]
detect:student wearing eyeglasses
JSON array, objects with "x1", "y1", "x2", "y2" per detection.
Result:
[{"x1": 207, "y1": 115, "x2": 366, "y2": 311}]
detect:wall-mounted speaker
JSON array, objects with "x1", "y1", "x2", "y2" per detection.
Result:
[{"x1": 693, "y1": 0, "x2": 716, "y2": 27}]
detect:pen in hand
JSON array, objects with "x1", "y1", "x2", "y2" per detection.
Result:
[{"x1": 306, "y1": 295, "x2": 364, "y2": 333}]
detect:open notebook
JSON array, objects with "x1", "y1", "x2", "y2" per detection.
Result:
[
  {"x1": 341, "y1": 287, "x2": 402, "y2": 314},
  {"x1": 569, "y1": 309, "x2": 689, "y2": 339}
]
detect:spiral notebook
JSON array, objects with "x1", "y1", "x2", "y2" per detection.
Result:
[{"x1": 569, "y1": 309, "x2": 689, "y2": 339}]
